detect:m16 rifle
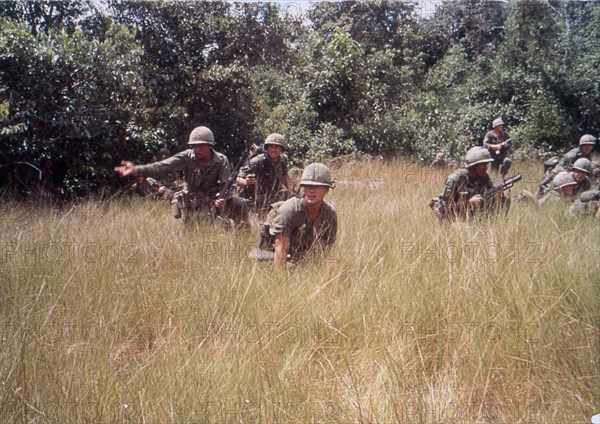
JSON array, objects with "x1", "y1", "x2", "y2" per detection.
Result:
[
  {"x1": 210, "y1": 143, "x2": 252, "y2": 219},
  {"x1": 484, "y1": 173, "x2": 522, "y2": 200}
]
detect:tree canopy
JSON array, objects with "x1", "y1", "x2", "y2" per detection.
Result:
[{"x1": 1, "y1": 0, "x2": 598, "y2": 198}]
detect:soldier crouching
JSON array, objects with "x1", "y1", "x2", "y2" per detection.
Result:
[
  {"x1": 115, "y1": 126, "x2": 248, "y2": 228},
  {"x1": 430, "y1": 146, "x2": 510, "y2": 221},
  {"x1": 249, "y1": 163, "x2": 338, "y2": 270}
]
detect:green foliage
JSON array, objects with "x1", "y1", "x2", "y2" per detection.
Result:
[{"x1": 1, "y1": 0, "x2": 599, "y2": 198}]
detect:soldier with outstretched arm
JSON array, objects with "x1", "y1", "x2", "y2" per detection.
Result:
[{"x1": 114, "y1": 126, "x2": 248, "y2": 227}]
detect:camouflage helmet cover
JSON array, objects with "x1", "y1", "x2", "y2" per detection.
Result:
[
  {"x1": 264, "y1": 133, "x2": 286, "y2": 151},
  {"x1": 300, "y1": 163, "x2": 334, "y2": 188},
  {"x1": 553, "y1": 171, "x2": 577, "y2": 189},
  {"x1": 572, "y1": 158, "x2": 593, "y2": 175},
  {"x1": 188, "y1": 126, "x2": 215, "y2": 146},
  {"x1": 492, "y1": 118, "x2": 505, "y2": 128},
  {"x1": 465, "y1": 146, "x2": 493, "y2": 168},
  {"x1": 579, "y1": 134, "x2": 597, "y2": 146}
]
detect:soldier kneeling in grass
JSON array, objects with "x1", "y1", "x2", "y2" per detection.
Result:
[
  {"x1": 249, "y1": 163, "x2": 338, "y2": 270},
  {"x1": 429, "y1": 146, "x2": 510, "y2": 221}
]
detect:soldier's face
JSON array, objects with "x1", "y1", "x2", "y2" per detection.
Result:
[
  {"x1": 561, "y1": 185, "x2": 576, "y2": 196},
  {"x1": 266, "y1": 145, "x2": 283, "y2": 161},
  {"x1": 473, "y1": 163, "x2": 489, "y2": 177},
  {"x1": 193, "y1": 145, "x2": 212, "y2": 160},
  {"x1": 572, "y1": 170, "x2": 587, "y2": 183},
  {"x1": 303, "y1": 185, "x2": 328, "y2": 206},
  {"x1": 581, "y1": 145, "x2": 594, "y2": 155}
]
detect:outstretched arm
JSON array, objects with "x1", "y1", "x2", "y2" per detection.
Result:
[{"x1": 114, "y1": 161, "x2": 138, "y2": 177}]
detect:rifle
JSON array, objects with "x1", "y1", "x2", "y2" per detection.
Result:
[
  {"x1": 210, "y1": 143, "x2": 252, "y2": 218},
  {"x1": 484, "y1": 173, "x2": 522, "y2": 200}
]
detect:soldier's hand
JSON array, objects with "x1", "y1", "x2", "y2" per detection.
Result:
[
  {"x1": 114, "y1": 161, "x2": 137, "y2": 177},
  {"x1": 214, "y1": 198, "x2": 226, "y2": 209},
  {"x1": 245, "y1": 174, "x2": 256, "y2": 186},
  {"x1": 468, "y1": 194, "x2": 485, "y2": 207}
]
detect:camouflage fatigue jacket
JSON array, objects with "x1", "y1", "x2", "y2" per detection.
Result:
[
  {"x1": 240, "y1": 153, "x2": 288, "y2": 199},
  {"x1": 483, "y1": 130, "x2": 511, "y2": 163},
  {"x1": 557, "y1": 147, "x2": 590, "y2": 170},
  {"x1": 436, "y1": 168, "x2": 493, "y2": 210},
  {"x1": 269, "y1": 197, "x2": 337, "y2": 260},
  {"x1": 130, "y1": 178, "x2": 160, "y2": 197},
  {"x1": 136, "y1": 149, "x2": 230, "y2": 197}
]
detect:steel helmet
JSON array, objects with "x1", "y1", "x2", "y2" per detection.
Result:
[
  {"x1": 492, "y1": 118, "x2": 505, "y2": 128},
  {"x1": 579, "y1": 134, "x2": 596, "y2": 146},
  {"x1": 264, "y1": 133, "x2": 286, "y2": 151},
  {"x1": 552, "y1": 171, "x2": 577, "y2": 189},
  {"x1": 465, "y1": 146, "x2": 493, "y2": 168},
  {"x1": 300, "y1": 163, "x2": 334, "y2": 188},
  {"x1": 188, "y1": 126, "x2": 215, "y2": 146},
  {"x1": 572, "y1": 158, "x2": 592, "y2": 175}
]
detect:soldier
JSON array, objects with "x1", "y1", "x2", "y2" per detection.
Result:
[
  {"x1": 538, "y1": 171, "x2": 578, "y2": 206},
  {"x1": 114, "y1": 126, "x2": 248, "y2": 227},
  {"x1": 483, "y1": 117, "x2": 512, "y2": 178},
  {"x1": 251, "y1": 163, "x2": 338, "y2": 270},
  {"x1": 236, "y1": 133, "x2": 292, "y2": 215},
  {"x1": 567, "y1": 182, "x2": 600, "y2": 218},
  {"x1": 430, "y1": 146, "x2": 509, "y2": 220},
  {"x1": 539, "y1": 134, "x2": 596, "y2": 194},
  {"x1": 129, "y1": 175, "x2": 161, "y2": 198},
  {"x1": 570, "y1": 158, "x2": 593, "y2": 195}
]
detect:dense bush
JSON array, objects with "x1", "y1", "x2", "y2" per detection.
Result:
[{"x1": 0, "y1": 0, "x2": 598, "y2": 198}]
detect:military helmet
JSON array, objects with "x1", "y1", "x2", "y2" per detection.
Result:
[
  {"x1": 579, "y1": 134, "x2": 596, "y2": 146},
  {"x1": 188, "y1": 126, "x2": 215, "y2": 146},
  {"x1": 465, "y1": 146, "x2": 493, "y2": 168},
  {"x1": 572, "y1": 158, "x2": 592, "y2": 175},
  {"x1": 264, "y1": 133, "x2": 286, "y2": 151},
  {"x1": 492, "y1": 118, "x2": 505, "y2": 128},
  {"x1": 552, "y1": 171, "x2": 577, "y2": 189},
  {"x1": 300, "y1": 163, "x2": 334, "y2": 188}
]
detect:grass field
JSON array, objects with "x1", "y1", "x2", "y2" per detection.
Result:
[{"x1": 1, "y1": 160, "x2": 598, "y2": 423}]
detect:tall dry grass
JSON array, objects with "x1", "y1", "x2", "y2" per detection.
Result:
[{"x1": 1, "y1": 160, "x2": 598, "y2": 423}]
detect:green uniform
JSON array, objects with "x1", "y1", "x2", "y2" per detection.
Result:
[
  {"x1": 136, "y1": 149, "x2": 247, "y2": 224},
  {"x1": 537, "y1": 190, "x2": 576, "y2": 206},
  {"x1": 567, "y1": 184, "x2": 600, "y2": 218},
  {"x1": 539, "y1": 147, "x2": 592, "y2": 194},
  {"x1": 430, "y1": 168, "x2": 508, "y2": 220},
  {"x1": 265, "y1": 197, "x2": 337, "y2": 261},
  {"x1": 483, "y1": 130, "x2": 512, "y2": 175},
  {"x1": 130, "y1": 177, "x2": 160, "y2": 197},
  {"x1": 239, "y1": 153, "x2": 289, "y2": 212}
]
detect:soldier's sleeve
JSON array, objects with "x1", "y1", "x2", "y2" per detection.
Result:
[
  {"x1": 557, "y1": 150, "x2": 577, "y2": 168},
  {"x1": 270, "y1": 200, "x2": 298, "y2": 237},
  {"x1": 439, "y1": 174, "x2": 459, "y2": 204},
  {"x1": 482, "y1": 132, "x2": 494, "y2": 149},
  {"x1": 137, "y1": 152, "x2": 189, "y2": 179},
  {"x1": 219, "y1": 156, "x2": 232, "y2": 183},
  {"x1": 325, "y1": 209, "x2": 338, "y2": 246},
  {"x1": 580, "y1": 190, "x2": 600, "y2": 203}
]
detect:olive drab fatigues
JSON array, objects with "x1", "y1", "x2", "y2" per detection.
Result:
[
  {"x1": 129, "y1": 178, "x2": 160, "y2": 198},
  {"x1": 136, "y1": 149, "x2": 248, "y2": 224},
  {"x1": 539, "y1": 147, "x2": 592, "y2": 195},
  {"x1": 566, "y1": 183, "x2": 600, "y2": 218},
  {"x1": 239, "y1": 153, "x2": 290, "y2": 213},
  {"x1": 260, "y1": 197, "x2": 337, "y2": 262},
  {"x1": 483, "y1": 130, "x2": 512, "y2": 176},
  {"x1": 430, "y1": 168, "x2": 509, "y2": 220}
]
